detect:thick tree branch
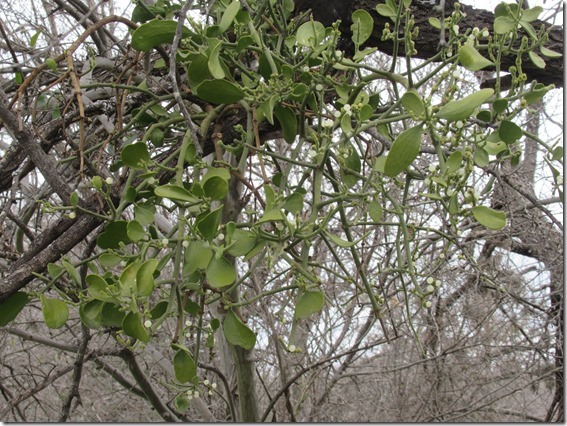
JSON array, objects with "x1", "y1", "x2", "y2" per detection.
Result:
[{"x1": 302, "y1": 0, "x2": 564, "y2": 87}]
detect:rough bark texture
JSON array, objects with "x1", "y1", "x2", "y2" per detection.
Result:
[{"x1": 308, "y1": 0, "x2": 564, "y2": 87}]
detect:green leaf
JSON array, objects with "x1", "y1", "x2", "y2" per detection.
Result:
[
  {"x1": 70, "y1": 191, "x2": 79, "y2": 207},
  {"x1": 62, "y1": 258, "x2": 80, "y2": 284},
  {"x1": 472, "y1": 206, "x2": 506, "y2": 230},
  {"x1": 294, "y1": 290, "x2": 325, "y2": 319},
  {"x1": 150, "y1": 301, "x2": 169, "y2": 320},
  {"x1": 226, "y1": 229, "x2": 258, "y2": 257},
  {"x1": 274, "y1": 106, "x2": 297, "y2": 144},
  {"x1": 257, "y1": 208, "x2": 286, "y2": 224},
  {"x1": 521, "y1": 5, "x2": 543, "y2": 22},
  {"x1": 79, "y1": 300, "x2": 104, "y2": 329},
  {"x1": 187, "y1": 54, "x2": 212, "y2": 89},
  {"x1": 493, "y1": 99, "x2": 508, "y2": 114},
  {"x1": 195, "y1": 79, "x2": 245, "y2": 104},
  {"x1": 283, "y1": 192, "x2": 304, "y2": 214},
  {"x1": 498, "y1": 120, "x2": 523, "y2": 144},
  {"x1": 519, "y1": 19, "x2": 536, "y2": 39},
  {"x1": 203, "y1": 176, "x2": 229, "y2": 200},
  {"x1": 30, "y1": 31, "x2": 41, "y2": 47},
  {"x1": 155, "y1": 184, "x2": 198, "y2": 203},
  {"x1": 97, "y1": 221, "x2": 132, "y2": 249},
  {"x1": 122, "y1": 311, "x2": 150, "y2": 342},
  {"x1": 551, "y1": 146, "x2": 563, "y2": 161},
  {"x1": 184, "y1": 299, "x2": 200, "y2": 316},
  {"x1": 524, "y1": 83, "x2": 549, "y2": 105},
  {"x1": 137, "y1": 259, "x2": 159, "y2": 297},
  {"x1": 175, "y1": 394, "x2": 189, "y2": 413},
  {"x1": 436, "y1": 88, "x2": 494, "y2": 122},
  {"x1": 445, "y1": 150, "x2": 463, "y2": 174},
  {"x1": 185, "y1": 240, "x2": 213, "y2": 274},
  {"x1": 119, "y1": 262, "x2": 140, "y2": 297},
  {"x1": 197, "y1": 206, "x2": 222, "y2": 241},
  {"x1": 218, "y1": 0, "x2": 241, "y2": 33},
  {"x1": 48, "y1": 262, "x2": 64, "y2": 278},
  {"x1": 384, "y1": 125, "x2": 423, "y2": 177},
  {"x1": 494, "y1": 16, "x2": 516, "y2": 34},
  {"x1": 376, "y1": 4, "x2": 396, "y2": 18},
  {"x1": 458, "y1": 45, "x2": 494, "y2": 71},
  {"x1": 98, "y1": 253, "x2": 121, "y2": 268},
  {"x1": 476, "y1": 111, "x2": 492, "y2": 123},
  {"x1": 401, "y1": 90, "x2": 425, "y2": 116},
  {"x1": 127, "y1": 220, "x2": 146, "y2": 242},
  {"x1": 351, "y1": 9, "x2": 374, "y2": 47},
  {"x1": 326, "y1": 232, "x2": 357, "y2": 247},
  {"x1": 341, "y1": 146, "x2": 361, "y2": 188},
  {"x1": 173, "y1": 349, "x2": 197, "y2": 383},
  {"x1": 40, "y1": 295, "x2": 69, "y2": 329},
  {"x1": 296, "y1": 20, "x2": 325, "y2": 47},
  {"x1": 368, "y1": 200, "x2": 383, "y2": 222},
  {"x1": 121, "y1": 143, "x2": 151, "y2": 170},
  {"x1": 208, "y1": 39, "x2": 226, "y2": 79},
  {"x1": 528, "y1": 51, "x2": 545, "y2": 69},
  {"x1": 206, "y1": 256, "x2": 237, "y2": 288},
  {"x1": 474, "y1": 148, "x2": 489, "y2": 167},
  {"x1": 101, "y1": 303, "x2": 125, "y2": 328},
  {"x1": 131, "y1": 19, "x2": 191, "y2": 52},
  {"x1": 134, "y1": 203, "x2": 156, "y2": 226},
  {"x1": 428, "y1": 17, "x2": 441, "y2": 29},
  {"x1": 45, "y1": 57, "x2": 57, "y2": 72},
  {"x1": 223, "y1": 310, "x2": 256, "y2": 349},
  {"x1": 0, "y1": 292, "x2": 29, "y2": 326},
  {"x1": 540, "y1": 46, "x2": 562, "y2": 59},
  {"x1": 86, "y1": 274, "x2": 114, "y2": 302}
]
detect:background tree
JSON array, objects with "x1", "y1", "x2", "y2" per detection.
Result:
[{"x1": 0, "y1": 0, "x2": 563, "y2": 421}]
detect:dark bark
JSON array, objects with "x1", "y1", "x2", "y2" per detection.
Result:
[{"x1": 303, "y1": 0, "x2": 563, "y2": 88}]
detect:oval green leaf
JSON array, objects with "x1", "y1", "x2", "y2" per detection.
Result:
[
  {"x1": 296, "y1": 20, "x2": 325, "y2": 47},
  {"x1": 274, "y1": 105, "x2": 298, "y2": 144},
  {"x1": 436, "y1": 88, "x2": 494, "y2": 122},
  {"x1": 137, "y1": 259, "x2": 159, "y2": 297},
  {"x1": 195, "y1": 79, "x2": 245, "y2": 104},
  {"x1": 185, "y1": 240, "x2": 213, "y2": 274},
  {"x1": 97, "y1": 220, "x2": 132, "y2": 250},
  {"x1": 458, "y1": 45, "x2": 494, "y2": 71},
  {"x1": 154, "y1": 184, "x2": 198, "y2": 203},
  {"x1": 223, "y1": 310, "x2": 256, "y2": 349},
  {"x1": 79, "y1": 300, "x2": 104, "y2": 329},
  {"x1": 528, "y1": 51, "x2": 545, "y2": 69},
  {"x1": 131, "y1": 20, "x2": 191, "y2": 52},
  {"x1": 122, "y1": 311, "x2": 150, "y2": 342},
  {"x1": 368, "y1": 200, "x2": 383, "y2": 222},
  {"x1": 206, "y1": 256, "x2": 236, "y2": 288},
  {"x1": 40, "y1": 295, "x2": 69, "y2": 329},
  {"x1": 294, "y1": 290, "x2": 325, "y2": 319},
  {"x1": 226, "y1": 229, "x2": 258, "y2": 257},
  {"x1": 384, "y1": 125, "x2": 423, "y2": 177},
  {"x1": 376, "y1": 4, "x2": 396, "y2": 18},
  {"x1": 401, "y1": 90, "x2": 425, "y2": 116},
  {"x1": 218, "y1": 0, "x2": 241, "y2": 33},
  {"x1": 494, "y1": 16, "x2": 516, "y2": 34},
  {"x1": 121, "y1": 143, "x2": 150, "y2": 170},
  {"x1": 351, "y1": 9, "x2": 374, "y2": 47},
  {"x1": 0, "y1": 291, "x2": 29, "y2": 326},
  {"x1": 197, "y1": 206, "x2": 222, "y2": 241},
  {"x1": 498, "y1": 120, "x2": 523, "y2": 144},
  {"x1": 472, "y1": 205, "x2": 506, "y2": 230},
  {"x1": 203, "y1": 176, "x2": 229, "y2": 200},
  {"x1": 173, "y1": 349, "x2": 197, "y2": 383},
  {"x1": 127, "y1": 220, "x2": 146, "y2": 242}
]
